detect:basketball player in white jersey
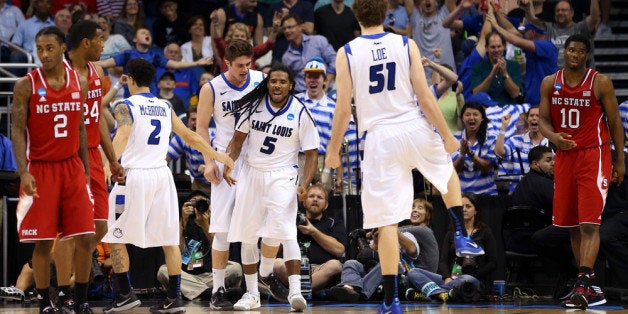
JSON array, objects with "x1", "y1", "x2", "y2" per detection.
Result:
[
  {"x1": 325, "y1": 0, "x2": 483, "y2": 312},
  {"x1": 223, "y1": 63, "x2": 320, "y2": 311},
  {"x1": 102, "y1": 58, "x2": 233, "y2": 314},
  {"x1": 196, "y1": 39, "x2": 266, "y2": 310}
]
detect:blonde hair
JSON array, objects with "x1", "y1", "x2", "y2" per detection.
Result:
[
  {"x1": 412, "y1": 198, "x2": 433, "y2": 226},
  {"x1": 225, "y1": 23, "x2": 251, "y2": 43}
]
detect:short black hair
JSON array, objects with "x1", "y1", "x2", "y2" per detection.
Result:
[
  {"x1": 126, "y1": 58, "x2": 156, "y2": 87},
  {"x1": 68, "y1": 20, "x2": 100, "y2": 50},
  {"x1": 187, "y1": 190, "x2": 208, "y2": 201},
  {"x1": 36, "y1": 26, "x2": 66, "y2": 45},
  {"x1": 528, "y1": 145, "x2": 553, "y2": 164},
  {"x1": 564, "y1": 34, "x2": 590, "y2": 52}
]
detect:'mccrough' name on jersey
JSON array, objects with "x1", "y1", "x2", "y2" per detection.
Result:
[
  {"x1": 250, "y1": 119, "x2": 293, "y2": 137},
  {"x1": 139, "y1": 104, "x2": 168, "y2": 116},
  {"x1": 35, "y1": 102, "x2": 82, "y2": 113},
  {"x1": 551, "y1": 97, "x2": 591, "y2": 107}
]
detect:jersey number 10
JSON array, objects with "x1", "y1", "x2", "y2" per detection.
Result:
[{"x1": 560, "y1": 108, "x2": 580, "y2": 129}]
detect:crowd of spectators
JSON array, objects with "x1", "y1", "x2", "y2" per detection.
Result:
[{"x1": 0, "y1": 0, "x2": 627, "y2": 309}]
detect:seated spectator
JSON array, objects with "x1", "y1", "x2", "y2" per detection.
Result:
[
  {"x1": 210, "y1": 20, "x2": 278, "y2": 73},
  {"x1": 281, "y1": 14, "x2": 336, "y2": 94},
  {"x1": 189, "y1": 71, "x2": 215, "y2": 107},
  {"x1": 54, "y1": 8, "x2": 72, "y2": 34},
  {"x1": 157, "y1": 190, "x2": 243, "y2": 300},
  {"x1": 157, "y1": 71, "x2": 185, "y2": 115},
  {"x1": 329, "y1": 202, "x2": 439, "y2": 302},
  {"x1": 111, "y1": 0, "x2": 146, "y2": 45},
  {"x1": 181, "y1": 15, "x2": 214, "y2": 72},
  {"x1": 97, "y1": 15, "x2": 131, "y2": 61},
  {"x1": 0, "y1": 262, "x2": 35, "y2": 302},
  {"x1": 471, "y1": 32, "x2": 522, "y2": 105},
  {"x1": 152, "y1": 0, "x2": 188, "y2": 48},
  {"x1": 272, "y1": 184, "x2": 346, "y2": 297},
  {"x1": 166, "y1": 106, "x2": 212, "y2": 196},
  {"x1": 314, "y1": 0, "x2": 360, "y2": 50},
  {"x1": 0, "y1": 129, "x2": 17, "y2": 171},
  {"x1": 487, "y1": 4, "x2": 557, "y2": 106},
  {"x1": 210, "y1": 0, "x2": 265, "y2": 46},
  {"x1": 439, "y1": 193, "x2": 497, "y2": 294},
  {"x1": 264, "y1": 0, "x2": 315, "y2": 64},
  {"x1": 423, "y1": 56, "x2": 462, "y2": 133},
  {"x1": 405, "y1": 267, "x2": 480, "y2": 302},
  {"x1": 10, "y1": 0, "x2": 55, "y2": 71},
  {"x1": 452, "y1": 102, "x2": 498, "y2": 195},
  {"x1": 495, "y1": 106, "x2": 549, "y2": 192},
  {"x1": 0, "y1": 0, "x2": 25, "y2": 62}
]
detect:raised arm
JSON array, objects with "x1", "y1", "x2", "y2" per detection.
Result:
[
  {"x1": 254, "y1": 14, "x2": 265, "y2": 45},
  {"x1": 476, "y1": 14, "x2": 493, "y2": 58},
  {"x1": 423, "y1": 57, "x2": 458, "y2": 96},
  {"x1": 586, "y1": 0, "x2": 601, "y2": 34},
  {"x1": 442, "y1": 0, "x2": 473, "y2": 31},
  {"x1": 487, "y1": 13, "x2": 535, "y2": 52}
]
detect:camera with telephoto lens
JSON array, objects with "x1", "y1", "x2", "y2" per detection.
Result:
[
  {"x1": 296, "y1": 212, "x2": 308, "y2": 226},
  {"x1": 190, "y1": 198, "x2": 210, "y2": 214}
]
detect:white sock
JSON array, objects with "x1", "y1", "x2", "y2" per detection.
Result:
[
  {"x1": 212, "y1": 268, "x2": 226, "y2": 293},
  {"x1": 259, "y1": 256, "x2": 274, "y2": 277},
  {"x1": 288, "y1": 274, "x2": 301, "y2": 296},
  {"x1": 245, "y1": 273, "x2": 259, "y2": 295}
]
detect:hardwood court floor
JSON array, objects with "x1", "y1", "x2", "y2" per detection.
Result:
[{"x1": 1, "y1": 300, "x2": 627, "y2": 314}]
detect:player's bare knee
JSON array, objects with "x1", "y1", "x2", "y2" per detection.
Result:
[{"x1": 580, "y1": 223, "x2": 599, "y2": 236}]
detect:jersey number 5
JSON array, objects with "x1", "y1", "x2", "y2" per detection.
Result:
[
  {"x1": 369, "y1": 62, "x2": 396, "y2": 94},
  {"x1": 260, "y1": 136, "x2": 277, "y2": 154}
]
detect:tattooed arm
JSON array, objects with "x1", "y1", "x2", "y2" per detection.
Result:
[
  {"x1": 111, "y1": 101, "x2": 133, "y2": 160},
  {"x1": 11, "y1": 77, "x2": 38, "y2": 197}
]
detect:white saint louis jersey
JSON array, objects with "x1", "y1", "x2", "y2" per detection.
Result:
[
  {"x1": 237, "y1": 95, "x2": 320, "y2": 170},
  {"x1": 119, "y1": 93, "x2": 172, "y2": 169},
  {"x1": 209, "y1": 70, "x2": 265, "y2": 150},
  {"x1": 344, "y1": 33, "x2": 421, "y2": 135}
]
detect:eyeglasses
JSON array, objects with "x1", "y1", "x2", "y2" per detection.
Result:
[{"x1": 387, "y1": 13, "x2": 395, "y2": 26}]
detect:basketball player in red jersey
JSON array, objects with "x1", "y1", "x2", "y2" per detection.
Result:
[
  {"x1": 52, "y1": 20, "x2": 126, "y2": 312},
  {"x1": 539, "y1": 34, "x2": 625, "y2": 309},
  {"x1": 11, "y1": 26, "x2": 96, "y2": 314}
]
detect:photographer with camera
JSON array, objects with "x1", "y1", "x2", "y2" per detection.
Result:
[
  {"x1": 272, "y1": 184, "x2": 347, "y2": 298},
  {"x1": 156, "y1": 191, "x2": 243, "y2": 300}
]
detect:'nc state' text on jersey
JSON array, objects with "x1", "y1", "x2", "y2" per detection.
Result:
[
  {"x1": 372, "y1": 47, "x2": 387, "y2": 61},
  {"x1": 139, "y1": 104, "x2": 168, "y2": 116},
  {"x1": 36, "y1": 102, "x2": 82, "y2": 113},
  {"x1": 251, "y1": 119, "x2": 293, "y2": 137},
  {"x1": 551, "y1": 97, "x2": 591, "y2": 107}
]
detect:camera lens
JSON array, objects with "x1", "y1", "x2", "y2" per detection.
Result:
[{"x1": 196, "y1": 199, "x2": 209, "y2": 214}]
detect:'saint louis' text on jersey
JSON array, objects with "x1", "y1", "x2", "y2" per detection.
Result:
[{"x1": 251, "y1": 119, "x2": 293, "y2": 137}]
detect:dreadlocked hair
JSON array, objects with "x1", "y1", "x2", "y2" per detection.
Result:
[{"x1": 229, "y1": 63, "x2": 300, "y2": 128}]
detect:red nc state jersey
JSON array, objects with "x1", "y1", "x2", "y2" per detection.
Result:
[
  {"x1": 549, "y1": 68, "x2": 610, "y2": 150},
  {"x1": 26, "y1": 67, "x2": 84, "y2": 161},
  {"x1": 64, "y1": 60, "x2": 103, "y2": 148}
]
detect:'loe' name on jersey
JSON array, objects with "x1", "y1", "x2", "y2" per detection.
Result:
[
  {"x1": 251, "y1": 119, "x2": 293, "y2": 137},
  {"x1": 139, "y1": 104, "x2": 168, "y2": 116},
  {"x1": 551, "y1": 97, "x2": 591, "y2": 107},
  {"x1": 36, "y1": 102, "x2": 82, "y2": 113}
]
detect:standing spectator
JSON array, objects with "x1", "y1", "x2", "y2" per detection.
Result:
[
  {"x1": 452, "y1": 102, "x2": 498, "y2": 195},
  {"x1": 471, "y1": 32, "x2": 522, "y2": 106},
  {"x1": 0, "y1": 0, "x2": 25, "y2": 61},
  {"x1": 195, "y1": 39, "x2": 266, "y2": 311},
  {"x1": 487, "y1": 6, "x2": 557, "y2": 106},
  {"x1": 210, "y1": 0, "x2": 264, "y2": 46},
  {"x1": 281, "y1": 14, "x2": 336, "y2": 94},
  {"x1": 166, "y1": 106, "x2": 212, "y2": 196},
  {"x1": 314, "y1": 0, "x2": 360, "y2": 51},
  {"x1": 102, "y1": 58, "x2": 233, "y2": 314},
  {"x1": 10, "y1": 0, "x2": 54, "y2": 70},
  {"x1": 156, "y1": 191, "x2": 243, "y2": 300},
  {"x1": 11, "y1": 26, "x2": 95, "y2": 314},
  {"x1": 157, "y1": 71, "x2": 185, "y2": 115},
  {"x1": 538, "y1": 34, "x2": 624, "y2": 309},
  {"x1": 152, "y1": 0, "x2": 188, "y2": 48},
  {"x1": 210, "y1": 19, "x2": 278, "y2": 72},
  {"x1": 494, "y1": 106, "x2": 549, "y2": 192},
  {"x1": 458, "y1": 11, "x2": 492, "y2": 99},
  {"x1": 438, "y1": 193, "x2": 498, "y2": 294},
  {"x1": 223, "y1": 63, "x2": 320, "y2": 311},
  {"x1": 111, "y1": 0, "x2": 146, "y2": 45},
  {"x1": 382, "y1": 0, "x2": 411, "y2": 36},
  {"x1": 408, "y1": 0, "x2": 457, "y2": 79},
  {"x1": 264, "y1": 0, "x2": 315, "y2": 64},
  {"x1": 273, "y1": 184, "x2": 346, "y2": 296},
  {"x1": 325, "y1": 0, "x2": 483, "y2": 312},
  {"x1": 527, "y1": 0, "x2": 599, "y2": 69},
  {"x1": 96, "y1": 15, "x2": 131, "y2": 61},
  {"x1": 53, "y1": 8, "x2": 72, "y2": 34},
  {"x1": 181, "y1": 15, "x2": 214, "y2": 66}
]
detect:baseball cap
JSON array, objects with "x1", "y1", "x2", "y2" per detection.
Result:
[
  {"x1": 467, "y1": 92, "x2": 500, "y2": 107},
  {"x1": 303, "y1": 57, "x2": 326, "y2": 74},
  {"x1": 523, "y1": 23, "x2": 545, "y2": 35},
  {"x1": 158, "y1": 71, "x2": 175, "y2": 81}
]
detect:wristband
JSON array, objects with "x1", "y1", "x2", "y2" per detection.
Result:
[
  {"x1": 113, "y1": 82, "x2": 122, "y2": 91},
  {"x1": 499, "y1": 130, "x2": 506, "y2": 136}
]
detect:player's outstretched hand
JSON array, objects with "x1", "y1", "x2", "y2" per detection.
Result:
[
  {"x1": 325, "y1": 153, "x2": 341, "y2": 170},
  {"x1": 555, "y1": 132, "x2": 577, "y2": 150},
  {"x1": 611, "y1": 160, "x2": 625, "y2": 186},
  {"x1": 215, "y1": 152, "x2": 234, "y2": 169},
  {"x1": 297, "y1": 185, "x2": 307, "y2": 202},
  {"x1": 109, "y1": 161, "x2": 125, "y2": 183},
  {"x1": 204, "y1": 160, "x2": 221, "y2": 184},
  {"x1": 20, "y1": 172, "x2": 39, "y2": 198},
  {"x1": 444, "y1": 135, "x2": 460, "y2": 154},
  {"x1": 223, "y1": 166, "x2": 236, "y2": 186}
]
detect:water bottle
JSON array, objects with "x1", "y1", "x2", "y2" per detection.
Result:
[
  {"x1": 451, "y1": 262, "x2": 462, "y2": 279},
  {"x1": 514, "y1": 47, "x2": 523, "y2": 65},
  {"x1": 300, "y1": 242, "x2": 312, "y2": 300}
]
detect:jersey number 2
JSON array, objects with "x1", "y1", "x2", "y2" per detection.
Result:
[
  {"x1": 148, "y1": 119, "x2": 161, "y2": 145},
  {"x1": 369, "y1": 62, "x2": 396, "y2": 94}
]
